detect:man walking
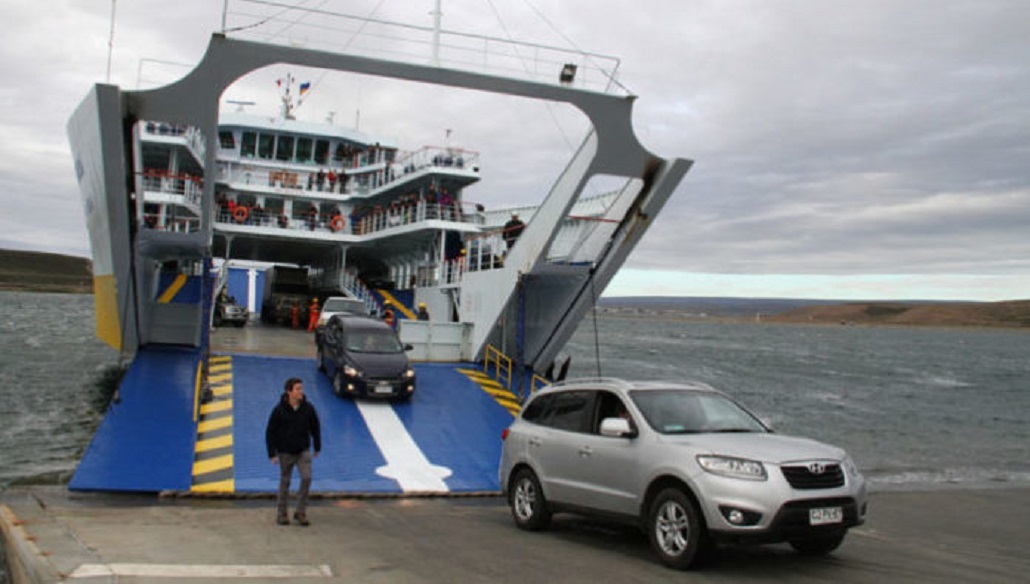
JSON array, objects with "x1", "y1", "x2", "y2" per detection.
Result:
[{"x1": 265, "y1": 377, "x2": 321, "y2": 526}]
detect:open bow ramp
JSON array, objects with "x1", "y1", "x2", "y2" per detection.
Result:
[{"x1": 71, "y1": 347, "x2": 515, "y2": 495}]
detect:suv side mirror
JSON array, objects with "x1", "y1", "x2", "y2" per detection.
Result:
[
  {"x1": 600, "y1": 417, "x2": 636, "y2": 438},
  {"x1": 403, "y1": 343, "x2": 414, "y2": 351}
]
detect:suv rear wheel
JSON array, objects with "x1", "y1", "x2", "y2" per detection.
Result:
[
  {"x1": 509, "y1": 469, "x2": 551, "y2": 531},
  {"x1": 648, "y1": 487, "x2": 706, "y2": 570}
]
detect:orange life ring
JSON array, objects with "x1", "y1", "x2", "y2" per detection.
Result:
[
  {"x1": 233, "y1": 206, "x2": 249, "y2": 223},
  {"x1": 330, "y1": 215, "x2": 345, "y2": 232}
]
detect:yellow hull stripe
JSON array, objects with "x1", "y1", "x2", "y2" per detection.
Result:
[
  {"x1": 92, "y1": 274, "x2": 122, "y2": 351},
  {"x1": 157, "y1": 273, "x2": 188, "y2": 303},
  {"x1": 457, "y1": 368, "x2": 521, "y2": 416},
  {"x1": 377, "y1": 289, "x2": 417, "y2": 320},
  {"x1": 192, "y1": 355, "x2": 235, "y2": 494}
]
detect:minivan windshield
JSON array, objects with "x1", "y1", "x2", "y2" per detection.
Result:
[
  {"x1": 630, "y1": 390, "x2": 768, "y2": 435},
  {"x1": 322, "y1": 298, "x2": 366, "y2": 315},
  {"x1": 345, "y1": 330, "x2": 404, "y2": 353}
]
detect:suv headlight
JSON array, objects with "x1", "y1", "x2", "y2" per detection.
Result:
[
  {"x1": 344, "y1": 365, "x2": 361, "y2": 377},
  {"x1": 403, "y1": 367, "x2": 415, "y2": 379},
  {"x1": 697, "y1": 455, "x2": 767, "y2": 481}
]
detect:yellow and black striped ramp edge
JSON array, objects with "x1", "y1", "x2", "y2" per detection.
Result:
[
  {"x1": 192, "y1": 355, "x2": 235, "y2": 493},
  {"x1": 457, "y1": 368, "x2": 521, "y2": 416}
]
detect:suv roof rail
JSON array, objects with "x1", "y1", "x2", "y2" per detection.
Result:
[{"x1": 541, "y1": 377, "x2": 632, "y2": 390}]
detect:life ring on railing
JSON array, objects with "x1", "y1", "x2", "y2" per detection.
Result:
[
  {"x1": 330, "y1": 214, "x2": 345, "y2": 232},
  {"x1": 233, "y1": 206, "x2": 249, "y2": 223}
]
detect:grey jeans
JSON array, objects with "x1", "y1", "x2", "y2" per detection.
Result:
[{"x1": 276, "y1": 451, "x2": 313, "y2": 518}]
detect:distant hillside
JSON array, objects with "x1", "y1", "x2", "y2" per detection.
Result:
[
  {"x1": 601, "y1": 296, "x2": 1030, "y2": 329},
  {"x1": 0, "y1": 249, "x2": 92, "y2": 293},
  {"x1": 763, "y1": 300, "x2": 1030, "y2": 328}
]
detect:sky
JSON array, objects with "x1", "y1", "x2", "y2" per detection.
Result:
[{"x1": 1, "y1": 0, "x2": 1028, "y2": 301}]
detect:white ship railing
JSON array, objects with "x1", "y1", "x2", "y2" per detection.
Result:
[
  {"x1": 222, "y1": 0, "x2": 626, "y2": 95},
  {"x1": 140, "y1": 121, "x2": 207, "y2": 163},
  {"x1": 214, "y1": 198, "x2": 467, "y2": 234},
  {"x1": 217, "y1": 145, "x2": 479, "y2": 197}
]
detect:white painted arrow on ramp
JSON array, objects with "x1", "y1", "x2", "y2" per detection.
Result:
[{"x1": 356, "y1": 401, "x2": 452, "y2": 492}]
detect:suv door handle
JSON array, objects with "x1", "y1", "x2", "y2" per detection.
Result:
[
  {"x1": 578, "y1": 446, "x2": 593, "y2": 457},
  {"x1": 528, "y1": 437, "x2": 542, "y2": 447}
]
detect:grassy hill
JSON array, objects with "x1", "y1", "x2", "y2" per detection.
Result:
[
  {"x1": 763, "y1": 300, "x2": 1030, "y2": 329},
  {"x1": 0, "y1": 249, "x2": 92, "y2": 293}
]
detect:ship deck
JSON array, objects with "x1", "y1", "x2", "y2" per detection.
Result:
[{"x1": 70, "y1": 321, "x2": 517, "y2": 496}]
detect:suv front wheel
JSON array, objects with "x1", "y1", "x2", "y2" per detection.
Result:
[
  {"x1": 509, "y1": 469, "x2": 551, "y2": 531},
  {"x1": 648, "y1": 487, "x2": 706, "y2": 570}
]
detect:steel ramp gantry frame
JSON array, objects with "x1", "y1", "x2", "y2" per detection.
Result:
[{"x1": 112, "y1": 32, "x2": 691, "y2": 369}]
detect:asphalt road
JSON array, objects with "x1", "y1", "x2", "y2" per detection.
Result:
[{"x1": 3, "y1": 486, "x2": 1028, "y2": 583}]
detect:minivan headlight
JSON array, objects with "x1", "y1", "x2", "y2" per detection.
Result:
[
  {"x1": 344, "y1": 365, "x2": 361, "y2": 377},
  {"x1": 403, "y1": 367, "x2": 415, "y2": 379},
  {"x1": 697, "y1": 455, "x2": 767, "y2": 481}
]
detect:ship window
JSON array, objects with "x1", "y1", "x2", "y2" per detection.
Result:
[
  {"x1": 296, "y1": 138, "x2": 313, "y2": 162},
  {"x1": 276, "y1": 135, "x2": 295, "y2": 161},
  {"x1": 258, "y1": 133, "x2": 275, "y2": 159},
  {"x1": 333, "y1": 143, "x2": 346, "y2": 162},
  {"x1": 241, "y1": 132, "x2": 256, "y2": 158},
  {"x1": 218, "y1": 131, "x2": 235, "y2": 150},
  {"x1": 314, "y1": 140, "x2": 329, "y2": 164}
]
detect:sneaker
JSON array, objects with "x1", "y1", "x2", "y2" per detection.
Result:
[
  {"x1": 293, "y1": 513, "x2": 310, "y2": 527},
  {"x1": 276, "y1": 516, "x2": 289, "y2": 526}
]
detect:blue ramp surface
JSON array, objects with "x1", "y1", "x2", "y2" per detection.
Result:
[
  {"x1": 70, "y1": 346, "x2": 199, "y2": 492},
  {"x1": 231, "y1": 357, "x2": 513, "y2": 494}
]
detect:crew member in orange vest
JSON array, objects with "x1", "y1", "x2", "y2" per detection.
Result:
[
  {"x1": 290, "y1": 302, "x2": 300, "y2": 329},
  {"x1": 307, "y1": 298, "x2": 320, "y2": 332},
  {"x1": 382, "y1": 303, "x2": 396, "y2": 329}
]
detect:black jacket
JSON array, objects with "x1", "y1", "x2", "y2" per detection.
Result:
[{"x1": 265, "y1": 395, "x2": 322, "y2": 457}]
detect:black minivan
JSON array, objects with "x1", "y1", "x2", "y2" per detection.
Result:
[{"x1": 316, "y1": 315, "x2": 416, "y2": 400}]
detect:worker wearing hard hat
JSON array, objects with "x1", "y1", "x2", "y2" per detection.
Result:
[{"x1": 416, "y1": 302, "x2": 430, "y2": 321}]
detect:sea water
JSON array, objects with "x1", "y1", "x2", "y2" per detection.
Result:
[{"x1": 1, "y1": 291, "x2": 1028, "y2": 491}]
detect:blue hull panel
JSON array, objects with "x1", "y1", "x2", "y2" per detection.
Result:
[{"x1": 71, "y1": 351, "x2": 515, "y2": 495}]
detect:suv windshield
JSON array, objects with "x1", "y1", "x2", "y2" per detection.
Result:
[
  {"x1": 630, "y1": 390, "x2": 768, "y2": 435},
  {"x1": 345, "y1": 330, "x2": 404, "y2": 353}
]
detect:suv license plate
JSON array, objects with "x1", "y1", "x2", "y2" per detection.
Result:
[
  {"x1": 374, "y1": 383, "x2": 393, "y2": 395},
  {"x1": 809, "y1": 507, "x2": 842, "y2": 526}
]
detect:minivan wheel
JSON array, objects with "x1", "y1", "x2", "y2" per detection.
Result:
[
  {"x1": 789, "y1": 533, "x2": 845, "y2": 556},
  {"x1": 509, "y1": 469, "x2": 551, "y2": 531},
  {"x1": 332, "y1": 370, "x2": 344, "y2": 397},
  {"x1": 648, "y1": 487, "x2": 705, "y2": 570}
]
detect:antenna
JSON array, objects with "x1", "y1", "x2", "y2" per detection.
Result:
[
  {"x1": 106, "y1": 0, "x2": 117, "y2": 83},
  {"x1": 227, "y1": 100, "x2": 256, "y2": 113}
]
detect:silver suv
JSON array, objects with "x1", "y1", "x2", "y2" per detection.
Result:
[{"x1": 499, "y1": 378, "x2": 868, "y2": 570}]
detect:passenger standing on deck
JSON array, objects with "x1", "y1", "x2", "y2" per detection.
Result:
[
  {"x1": 307, "y1": 298, "x2": 320, "y2": 332},
  {"x1": 265, "y1": 377, "x2": 321, "y2": 526},
  {"x1": 382, "y1": 303, "x2": 396, "y2": 329},
  {"x1": 503, "y1": 212, "x2": 525, "y2": 249}
]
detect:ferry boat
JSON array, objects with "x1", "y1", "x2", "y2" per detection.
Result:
[{"x1": 65, "y1": 2, "x2": 691, "y2": 495}]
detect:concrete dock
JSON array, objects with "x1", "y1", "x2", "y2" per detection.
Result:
[{"x1": 3, "y1": 485, "x2": 1028, "y2": 583}]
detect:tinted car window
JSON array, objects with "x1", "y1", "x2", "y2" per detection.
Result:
[
  {"x1": 593, "y1": 390, "x2": 632, "y2": 434},
  {"x1": 521, "y1": 395, "x2": 551, "y2": 423},
  {"x1": 540, "y1": 390, "x2": 591, "y2": 433}
]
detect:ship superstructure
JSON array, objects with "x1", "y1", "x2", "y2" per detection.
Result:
[{"x1": 69, "y1": 0, "x2": 691, "y2": 377}]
